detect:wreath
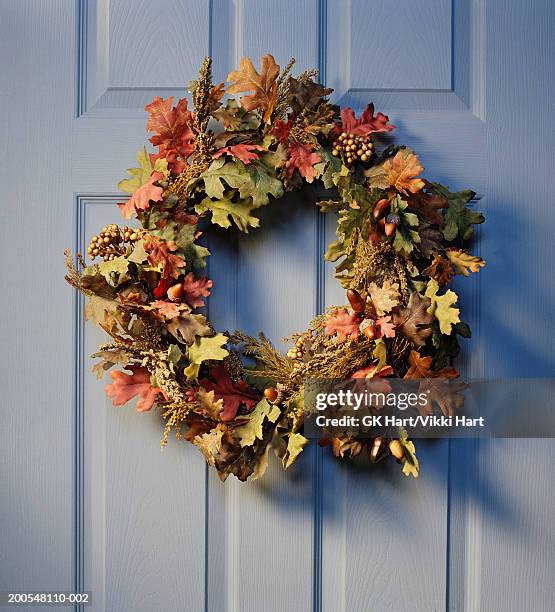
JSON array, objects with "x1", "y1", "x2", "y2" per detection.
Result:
[{"x1": 65, "y1": 54, "x2": 485, "y2": 481}]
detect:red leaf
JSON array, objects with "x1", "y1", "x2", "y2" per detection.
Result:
[
  {"x1": 272, "y1": 118, "x2": 293, "y2": 143},
  {"x1": 118, "y1": 171, "x2": 164, "y2": 219},
  {"x1": 325, "y1": 308, "x2": 360, "y2": 341},
  {"x1": 213, "y1": 144, "x2": 266, "y2": 165},
  {"x1": 376, "y1": 315, "x2": 396, "y2": 339},
  {"x1": 182, "y1": 272, "x2": 213, "y2": 308},
  {"x1": 143, "y1": 235, "x2": 186, "y2": 279},
  {"x1": 285, "y1": 142, "x2": 321, "y2": 183},
  {"x1": 339, "y1": 103, "x2": 395, "y2": 136},
  {"x1": 105, "y1": 366, "x2": 161, "y2": 412},
  {"x1": 199, "y1": 366, "x2": 258, "y2": 422},
  {"x1": 153, "y1": 277, "x2": 172, "y2": 299},
  {"x1": 144, "y1": 96, "x2": 195, "y2": 172}
]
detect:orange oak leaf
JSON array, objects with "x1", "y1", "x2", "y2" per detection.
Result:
[
  {"x1": 143, "y1": 235, "x2": 186, "y2": 279},
  {"x1": 199, "y1": 366, "x2": 258, "y2": 422},
  {"x1": 325, "y1": 308, "x2": 360, "y2": 342},
  {"x1": 213, "y1": 144, "x2": 266, "y2": 165},
  {"x1": 339, "y1": 103, "x2": 395, "y2": 136},
  {"x1": 118, "y1": 171, "x2": 164, "y2": 219},
  {"x1": 285, "y1": 143, "x2": 322, "y2": 183},
  {"x1": 105, "y1": 366, "x2": 161, "y2": 412},
  {"x1": 383, "y1": 150, "x2": 425, "y2": 195},
  {"x1": 226, "y1": 54, "x2": 280, "y2": 123},
  {"x1": 144, "y1": 96, "x2": 195, "y2": 172},
  {"x1": 182, "y1": 272, "x2": 213, "y2": 308},
  {"x1": 376, "y1": 315, "x2": 396, "y2": 339},
  {"x1": 404, "y1": 350, "x2": 459, "y2": 379}
]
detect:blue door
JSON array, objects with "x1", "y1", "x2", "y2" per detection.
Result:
[{"x1": 1, "y1": 1, "x2": 553, "y2": 611}]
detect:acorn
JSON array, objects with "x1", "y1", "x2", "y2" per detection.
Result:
[
  {"x1": 346, "y1": 289, "x2": 365, "y2": 313},
  {"x1": 359, "y1": 318, "x2": 376, "y2": 340},
  {"x1": 370, "y1": 437, "x2": 383, "y2": 462},
  {"x1": 389, "y1": 439, "x2": 405, "y2": 460},
  {"x1": 264, "y1": 387, "x2": 278, "y2": 403},
  {"x1": 373, "y1": 198, "x2": 390, "y2": 220},
  {"x1": 167, "y1": 283, "x2": 183, "y2": 301},
  {"x1": 384, "y1": 212, "x2": 400, "y2": 237}
]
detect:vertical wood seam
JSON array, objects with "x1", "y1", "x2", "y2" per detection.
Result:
[{"x1": 313, "y1": 2, "x2": 327, "y2": 611}]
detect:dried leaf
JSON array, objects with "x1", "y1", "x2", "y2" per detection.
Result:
[
  {"x1": 184, "y1": 334, "x2": 229, "y2": 380},
  {"x1": 368, "y1": 280, "x2": 400, "y2": 316},
  {"x1": 446, "y1": 249, "x2": 485, "y2": 276},
  {"x1": 167, "y1": 312, "x2": 211, "y2": 344},
  {"x1": 199, "y1": 365, "x2": 259, "y2": 421},
  {"x1": 325, "y1": 308, "x2": 360, "y2": 341},
  {"x1": 181, "y1": 272, "x2": 213, "y2": 308},
  {"x1": 425, "y1": 279, "x2": 461, "y2": 335},
  {"x1": 339, "y1": 103, "x2": 395, "y2": 136},
  {"x1": 285, "y1": 143, "x2": 322, "y2": 183},
  {"x1": 383, "y1": 150, "x2": 425, "y2": 195},
  {"x1": 391, "y1": 292, "x2": 433, "y2": 347},
  {"x1": 404, "y1": 350, "x2": 458, "y2": 379},
  {"x1": 213, "y1": 144, "x2": 266, "y2": 165},
  {"x1": 227, "y1": 54, "x2": 280, "y2": 123}
]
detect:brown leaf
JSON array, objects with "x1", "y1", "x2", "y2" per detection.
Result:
[
  {"x1": 424, "y1": 254, "x2": 454, "y2": 287},
  {"x1": 226, "y1": 54, "x2": 280, "y2": 123},
  {"x1": 407, "y1": 181, "x2": 448, "y2": 224},
  {"x1": 368, "y1": 280, "x2": 400, "y2": 316},
  {"x1": 446, "y1": 249, "x2": 486, "y2": 276},
  {"x1": 391, "y1": 292, "x2": 433, "y2": 347}
]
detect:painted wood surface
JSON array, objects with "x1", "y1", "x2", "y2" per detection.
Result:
[{"x1": 0, "y1": 1, "x2": 553, "y2": 611}]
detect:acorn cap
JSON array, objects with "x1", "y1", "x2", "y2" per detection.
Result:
[{"x1": 385, "y1": 212, "x2": 400, "y2": 224}]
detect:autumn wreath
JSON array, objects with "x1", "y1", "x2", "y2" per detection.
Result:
[{"x1": 65, "y1": 55, "x2": 485, "y2": 481}]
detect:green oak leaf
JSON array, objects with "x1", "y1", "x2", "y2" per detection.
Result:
[
  {"x1": 282, "y1": 433, "x2": 309, "y2": 469},
  {"x1": 246, "y1": 161, "x2": 283, "y2": 207},
  {"x1": 195, "y1": 192, "x2": 259, "y2": 233},
  {"x1": 200, "y1": 158, "x2": 252, "y2": 200},
  {"x1": 184, "y1": 333, "x2": 229, "y2": 380},
  {"x1": 127, "y1": 239, "x2": 148, "y2": 265},
  {"x1": 391, "y1": 195, "x2": 420, "y2": 255},
  {"x1": 173, "y1": 224, "x2": 210, "y2": 271},
  {"x1": 431, "y1": 183, "x2": 483, "y2": 241},
  {"x1": 118, "y1": 147, "x2": 168, "y2": 194},
  {"x1": 234, "y1": 398, "x2": 280, "y2": 447}
]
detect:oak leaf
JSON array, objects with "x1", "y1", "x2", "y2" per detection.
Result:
[
  {"x1": 425, "y1": 279, "x2": 461, "y2": 335},
  {"x1": 383, "y1": 150, "x2": 425, "y2": 195},
  {"x1": 195, "y1": 193, "x2": 259, "y2": 233},
  {"x1": 226, "y1": 54, "x2": 280, "y2": 123},
  {"x1": 150, "y1": 300, "x2": 183, "y2": 320},
  {"x1": 368, "y1": 280, "x2": 400, "y2": 316},
  {"x1": 404, "y1": 350, "x2": 458, "y2": 379},
  {"x1": 195, "y1": 387, "x2": 224, "y2": 421},
  {"x1": 185, "y1": 334, "x2": 229, "y2": 380},
  {"x1": 144, "y1": 96, "x2": 194, "y2": 172},
  {"x1": 446, "y1": 249, "x2": 486, "y2": 276},
  {"x1": 391, "y1": 292, "x2": 433, "y2": 347},
  {"x1": 167, "y1": 312, "x2": 211, "y2": 344},
  {"x1": 193, "y1": 424, "x2": 226, "y2": 466},
  {"x1": 376, "y1": 315, "x2": 396, "y2": 338},
  {"x1": 199, "y1": 366, "x2": 259, "y2": 422},
  {"x1": 213, "y1": 144, "x2": 266, "y2": 165},
  {"x1": 282, "y1": 433, "x2": 309, "y2": 469},
  {"x1": 105, "y1": 366, "x2": 161, "y2": 412},
  {"x1": 325, "y1": 308, "x2": 360, "y2": 341},
  {"x1": 339, "y1": 103, "x2": 395, "y2": 136},
  {"x1": 407, "y1": 182, "x2": 448, "y2": 225},
  {"x1": 424, "y1": 254, "x2": 454, "y2": 287},
  {"x1": 118, "y1": 171, "x2": 164, "y2": 219},
  {"x1": 285, "y1": 143, "x2": 322, "y2": 183},
  {"x1": 181, "y1": 272, "x2": 213, "y2": 308},
  {"x1": 234, "y1": 398, "x2": 280, "y2": 447},
  {"x1": 143, "y1": 235, "x2": 186, "y2": 279}
]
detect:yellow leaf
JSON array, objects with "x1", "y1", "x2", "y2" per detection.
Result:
[
  {"x1": 425, "y1": 279, "x2": 461, "y2": 335},
  {"x1": 446, "y1": 248, "x2": 486, "y2": 276},
  {"x1": 282, "y1": 433, "x2": 309, "y2": 469}
]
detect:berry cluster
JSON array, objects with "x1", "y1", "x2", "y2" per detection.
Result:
[
  {"x1": 87, "y1": 224, "x2": 140, "y2": 261},
  {"x1": 332, "y1": 131, "x2": 373, "y2": 165}
]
